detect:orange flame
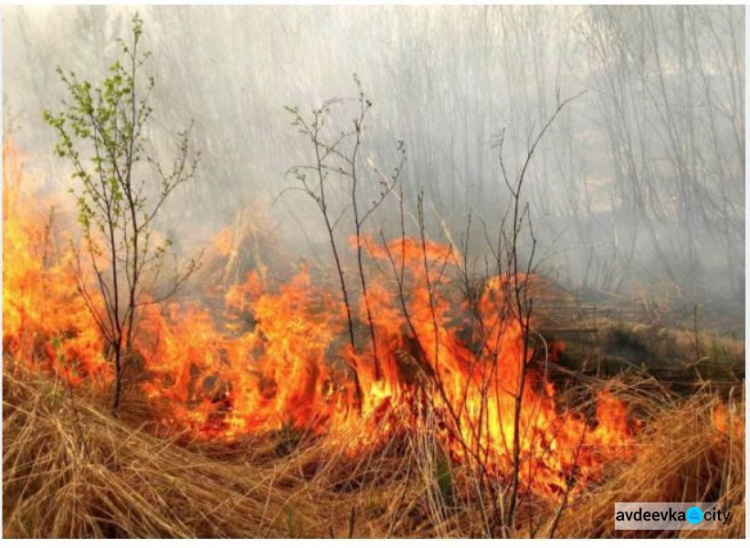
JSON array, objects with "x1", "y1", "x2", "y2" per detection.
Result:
[
  {"x1": 3, "y1": 140, "x2": 110, "y2": 386},
  {"x1": 3, "y1": 141, "x2": 637, "y2": 498},
  {"x1": 712, "y1": 402, "x2": 743, "y2": 438}
]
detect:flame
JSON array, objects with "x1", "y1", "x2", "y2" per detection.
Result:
[
  {"x1": 3, "y1": 140, "x2": 110, "y2": 386},
  {"x1": 3, "y1": 140, "x2": 637, "y2": 498},
  {"x1": 137, "y1": 221, "x2": 638, "y2": 496},
  {"x1": 712, "y1": 402, "x2": 743, "y2": 438}
]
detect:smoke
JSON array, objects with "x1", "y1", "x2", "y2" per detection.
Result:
[{"x1": 3, "y1": 5, "x2": 745, "y2": 327}]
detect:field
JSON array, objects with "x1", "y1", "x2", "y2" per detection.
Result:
[
  {"x1": 2, "y1": 6, "x2": 746, "y2": 538},
  {"x1": 2, "y1": 322, "x2": 744, "y2": 538},
  {"x1": 3, "y1": 138, "x2": 745, "y2": 537}
]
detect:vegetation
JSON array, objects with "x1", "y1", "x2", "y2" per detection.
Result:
[
  {"x1": 2, "y1": 356, "x2": 743, "y2": 538},
  {"x1": 42, "y1": 14, "x2": 201, "y2": 413},
  {"x1": 2, "y1": 6, "x2": 745, "y2": 540}
]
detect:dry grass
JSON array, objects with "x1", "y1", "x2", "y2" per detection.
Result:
[
  {"x1": 551, "y1": 393, "x2": 745, "y2": 538},
  {"x1": 3, "y1": 363, "x2": 320, "y2": 538},
  {"x1": 2, "y1": 360, "x2": 744, "y2": 538}
]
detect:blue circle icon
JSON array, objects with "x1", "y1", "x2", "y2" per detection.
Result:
[{"x1": 686, "y1": 506, "x2": 703, "y2": 524}]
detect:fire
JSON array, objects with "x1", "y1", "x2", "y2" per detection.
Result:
[
  {"x1": 3, "y1": 140, "x2": 636, "y2": 498},
  {"x1": 3, "y1": 140, "x2": 110, "y2": 386},
  {"x1": 713, "y1": 402, "x2": 743, "y2": 438}
]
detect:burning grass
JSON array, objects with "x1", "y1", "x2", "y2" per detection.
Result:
[
  {"x1": 2, "y1": 139, "x2": 745, "y2": 537},
  {"x1": 2, "y1": 361, "x2": 316, "y2": 538},
  {"x1": 3, "y1": 138, "x2": 640, "y2": 501},
  {"x1": 553, "y1": 394, "x2": 745, "y2": 539},
  {"x1": 3, "y1": 361, "x2": 743, "y2": 538}
]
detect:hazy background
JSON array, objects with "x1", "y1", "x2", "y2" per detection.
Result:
[{"x1": 3, "y1": 5, "x2": 745, "y2": 330}]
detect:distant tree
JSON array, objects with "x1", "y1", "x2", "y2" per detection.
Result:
[{"x1": 43, "y1": 13, "x2": 201, "y2": 414}]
